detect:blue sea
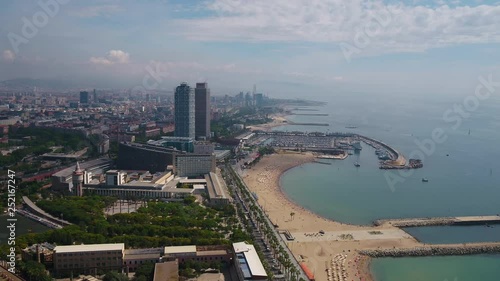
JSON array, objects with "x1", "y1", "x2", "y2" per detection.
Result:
[{"x1": 276, "y1": 91, "x2": 500, "y2": 281}]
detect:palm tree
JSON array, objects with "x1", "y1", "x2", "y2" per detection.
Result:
[{"x1": 290, "y1": 212, "x2": 295, "y2": 221}]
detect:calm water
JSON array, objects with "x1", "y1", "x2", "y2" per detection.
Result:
[
  {"x1": 0, "y1": 214, "x2": 50, "y2": 245},
  {"x1": 403, "y1": 225, "x2": 500, "y2": 244},
  {"x1": 371, "y1": 255, "x2": 500, "y2": 281},
  {"x1": 278, "y1": 92, "x2": 500, "y2": 281},
  {"x1": 279, "y1": 92, "x2": 500, "y2": 224}
]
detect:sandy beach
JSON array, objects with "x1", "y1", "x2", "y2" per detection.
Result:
[
  {"x1": 241, "y1": 152, "x2": 421, "y2": 281},
  {"x1": 246, "y1": 113, "x2": 288, "y2": 131}
]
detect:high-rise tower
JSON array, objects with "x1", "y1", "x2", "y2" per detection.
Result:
[
  {"x1": 72, "y1": 162, "x2": 84, "y2": 197},
  {"x1": 174, "y1": 82, "x2": 195, "y2": 138},
  {"x1": 195, "y1": 82, "x2": 210, "y2": 140},
  {"x1": 80, "y1": 91, "x2": 89, "y2": 104}
]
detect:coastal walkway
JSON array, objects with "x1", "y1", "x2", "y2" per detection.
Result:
[{"x1": 375, "y1": 215, "x2": 500, "y2": 227}]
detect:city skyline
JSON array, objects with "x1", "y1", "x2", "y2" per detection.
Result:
[{"x1": 0, "y1": 1, "x2": 499, "y2": 98}]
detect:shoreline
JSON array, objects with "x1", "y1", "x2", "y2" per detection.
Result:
[
  {"x1": 241, "y1": 151, "x2": 385, "y2": 281},
  {"x1": 276, "y1": 154, "x2": 376, "y2": 281},
  {"x1": 240, "y1": 152, "x2": 500, "y2": 281},
  {"x1": 246, "y1": 113, "x2": 289, "y2": 132}
]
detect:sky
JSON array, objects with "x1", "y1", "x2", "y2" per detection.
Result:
[{"x1": 0, "y1": 0, "x2": 500, "y2": 98}]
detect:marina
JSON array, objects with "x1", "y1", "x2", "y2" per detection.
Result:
[{"x1": 255, "y1": 131, "x2": 422, "y2": 170}]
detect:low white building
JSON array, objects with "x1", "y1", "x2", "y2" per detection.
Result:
[{"x1": 233, "y1": 242, "x2": 267, "y2": 280}]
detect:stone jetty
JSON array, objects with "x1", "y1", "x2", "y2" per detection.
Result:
[
  {"x1": 359, "y1": 243, "x2": 500, "y2": 257},
  {"x1": 375, "y1": 215, "x2": 500, "y2": 227}
]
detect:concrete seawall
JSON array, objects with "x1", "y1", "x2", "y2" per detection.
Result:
[
  {"x1": 375, "y1": 215, "x2": 500, "y2": 227},
  {"x1": 359, "y1": 243, "x2": 500, "y2": 257}
]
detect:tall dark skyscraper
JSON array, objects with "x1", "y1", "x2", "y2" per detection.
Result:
[
  {"x1": 195, "y1": 82, "x2": 211, "y2": 140},
  {"x1": 80, "y1": 91, "x2": 89, "y2": 104},
  {"x1": 174, "y1": 82, "x2": 195, "y2": 138},
  {"x1": 254, "y1": 93, "x2": 264, "y2": 107}
]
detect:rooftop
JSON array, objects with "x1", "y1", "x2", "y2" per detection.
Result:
[
  {"x1": 153, "y1": 261, "x2": 179, "y2": 281},
  {"x1": 205, "y1": 172, "x2": 230, "y2": 201},
  {"x1": 179, "y1": 178, "x2": 207, "y2": 184},
  {"x1": 233, "y1": 242, "x2": 267, "y2": 278},
  {"x1": 164, "y1": 245, "x2": 197, "y2": 255},
  {"x1": 53, "y1": 158, "x2": 113, "y2": 178},
  {"x1": 54, "y1": 243, "x2": 125, "y2": 254}
]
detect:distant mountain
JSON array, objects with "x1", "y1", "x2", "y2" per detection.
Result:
[{"x1": 0, "y1": 78, "x2": 85, "y2": 91}]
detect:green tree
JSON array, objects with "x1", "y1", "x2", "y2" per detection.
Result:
[
  {"x1": 18, "y1": 260, "x2": 52, "y2": 281},
  {"x1": 134, "y1": 262, "x2": 155, "y2": 281},
  {"x1": 183, "y1": 195, "x2": 196, "y2": 205},
  {"x1": 103, "y1": 271, "x2": 129, "y2": 281}
]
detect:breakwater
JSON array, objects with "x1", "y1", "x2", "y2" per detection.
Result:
[
  {"x1": 359, "y1": 243, "x2": 500, "y2": 257},
  {"x1": 287, "y1": 122, "x2": 330, "y2": 126},
  {"x1": 375, "y1": 215, "x2": 500, "y2": 227},
  {"x1": 290, "y1": 113, "x2": 329, "y2": 116},
  {"x1": 313, "y1": 159, "x2": 332, "y2": 165}
]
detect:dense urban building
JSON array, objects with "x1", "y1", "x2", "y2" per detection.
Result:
[
  {"x1": 163, "y1": 245, "x2": 232, "y2": 264},
  {"x1": 173, "y1": 154, "x2": 216, "y2": 177},
  {"x1": 123, "y1": 248, "x2": 162, "y2": 272},
  {"x1": 195, "y1": 82, "x2": 211, "y2": 140},
  {"x1": 254, "y1": 93, "x2": 264, "y2": 107},
  {"x1": 117, "y1": 142, "x2": 182, "y2": 173},
  {"x1": 83, "y1": 169, "x2": 194, "y2": 200},
  {"x1": 147, "y1": 136, "x2": 195, "y2": 152},
  {"x1": 53, "y1": 243, "x2": 125, "y2": 276},
  {"x1": 174, "y1": 82, "x2": 195, "y2": 138},
  {"x1": 51, "y1": 158, "x2": 113, "y2": 194},
  {"x1": 72, "y1": 162, "x2": 84, "y2": 197},
  {"x1": 79, "y1": 91, "x2": 89, "y2": 104},
  {"x1": 193, "y1": 141, "x2": 215, "y2": 154},
  {"x1": 205, "y1": 171, "x2": 232, "y2": 206}
]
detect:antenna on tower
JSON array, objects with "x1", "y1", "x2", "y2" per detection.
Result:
[{"x1": 253, "y1": 84, "x2": 256, "y2": 95}]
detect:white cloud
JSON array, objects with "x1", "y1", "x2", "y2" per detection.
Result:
[
  {"x1": 70, "y1": 5, "x2": 123, "y2": 18},
  {"x1": 173, "y1": 0, "x2": 500, "y2": 55},
  {"x1": 2, "y1": 50, "x2": 16, "y2": 62},
  {"x1": 90, "y1": 50, "x2": 130, "y2": 65}
]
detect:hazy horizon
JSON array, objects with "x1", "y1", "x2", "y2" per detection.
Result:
[{"x1": 1, "y1": 0, "x2": 500, "y2": 99}]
